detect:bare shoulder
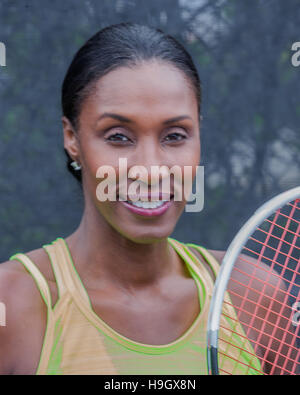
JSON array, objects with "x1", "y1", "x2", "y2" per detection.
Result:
[
  {"x1": 0, "y1": 246, "x2": 56, "y2": 374},
  {"x1": 0, "y1": 245, "x2": 57, "y2": 316},
  {"x1": 232, "y1": 252, "x2": 285, "y2": 300},
  {"x1": 206, "y1": 249, "x2": 225, "y2": 264},
  {"x1": 0, "y1": 246, "x2": 56, "y2": 301},
  {"x1": 206, "y1": 249, "x2": 284, "y2": 293},
  {"x1": 205, "y1": 249, "x2": 223, "y2": 278}
]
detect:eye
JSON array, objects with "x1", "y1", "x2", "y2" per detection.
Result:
[
  {"x1": 163, "y1": 130, "x2": 187, "y2": 143},
  {"x1": 105, "y1": 132, "x2": 132, "y2": 143}
]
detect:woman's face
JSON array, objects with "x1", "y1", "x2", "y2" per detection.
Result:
[{"x1": 64, "y1": 60, "x2": 200, "y2": 243}]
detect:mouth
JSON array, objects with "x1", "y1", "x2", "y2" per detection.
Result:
[
  {"x1": 118, "y1": 194, "x2": 174, "y2": 217},
  {"x1": 125, "y1": 200, "x2": 168, "y2": 208}
]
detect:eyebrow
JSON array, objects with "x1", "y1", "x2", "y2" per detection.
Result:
[
  {"x1": 97, "y1": 112, "x2": 192, "y2": 124},
  {"x1": 97, "y1": 113, "x2": 132, "y2": 123}
]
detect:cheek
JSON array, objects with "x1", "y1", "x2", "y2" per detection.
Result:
[
  {"x1": 175, "y1": 143, "x2": 200, "y2": 202},
  {"x1": 78, "y1": 144, "x2": 116, "y2": 208},
  {"x1": 190, "y1": 139, "x2": 201, "y2": 177},
  {"x1": 176, "y1": 140, "x2": 201, "y2": 175},
  {"x1": 80, "y1": 138, "x2": 119, "y2": 183}
]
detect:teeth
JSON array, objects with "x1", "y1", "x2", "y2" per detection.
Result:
[{"x1": 126, "y1": 200, "x2": 167, "y2": 209}]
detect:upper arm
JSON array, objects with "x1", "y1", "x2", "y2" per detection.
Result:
[
  {"x1": 0, "y1": 262, "x2": 20, "y2": 374},
  {"x1": 0, "y1": 259, "x2": 48, "y2": 375}
]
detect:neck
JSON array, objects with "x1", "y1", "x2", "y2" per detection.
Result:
[{"x1": 65, "y1": 203, "x2": 183, "y2": 291}]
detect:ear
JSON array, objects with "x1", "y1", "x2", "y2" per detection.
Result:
[{"x1": 62, "y1": 116, "x2": 81, "y2": 164}]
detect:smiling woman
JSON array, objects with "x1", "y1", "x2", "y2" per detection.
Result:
[{"x1": 0, "y1": 23, "x2": 261, "y2": 375}]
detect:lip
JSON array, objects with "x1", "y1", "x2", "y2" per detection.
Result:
[{"x1": 120, "y1": 199, "x2": 173, "y2": 217}]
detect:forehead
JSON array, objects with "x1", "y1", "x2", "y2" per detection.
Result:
[{"x1": 81, "y1": 60, "x2": 198, "y2": 121}]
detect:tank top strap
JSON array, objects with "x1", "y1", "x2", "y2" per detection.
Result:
[
  {"x1": 168, "y1": 238, "x2": 221, "y2": 292},
  {"x1": 43, "y1": 238, "x2": 91, "y2": 307},
  {"x1": 9, "y1": 253, "x2": 52, "y2": 310},
  {"x1": 185, "y1": 243, "x2": 221, "y2": 279},
  {"x1": 168, "y1": 238, "x2": 205, "y2": 275}
]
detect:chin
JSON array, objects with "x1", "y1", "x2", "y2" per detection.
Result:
[
  {"x1": 97, "y1": 199, "x2": 184, "y2": 244},
  {"x1": 114, "y1": 222, "x2": 177, "y2": 245}
]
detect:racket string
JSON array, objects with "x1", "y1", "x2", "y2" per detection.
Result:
[
  {"x1": 268, "y1": 217, "x2": 300, "y2": 374},
  {"x1": 218, "y1": 199, "x2": 300, "y2": 375}
]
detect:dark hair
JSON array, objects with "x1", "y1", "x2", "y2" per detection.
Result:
[{"x1": 62, "y1": 22, "x2": 201, "y2": 183}]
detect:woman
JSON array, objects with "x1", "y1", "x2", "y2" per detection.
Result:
[{"x1": 0, "y1": 23, "x2": 283, "y2": 375}]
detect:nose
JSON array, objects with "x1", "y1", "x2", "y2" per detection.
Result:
[
  {"x1": 128, "y1": 164, "x2": 170, "y2": 185},
  {"x1": 127, "y1": 138, "x2": 172, "y2": 194}
]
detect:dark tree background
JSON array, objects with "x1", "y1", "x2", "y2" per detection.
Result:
[{"x1": 0, "y1": 0, "x2": 299, "y2": 261}]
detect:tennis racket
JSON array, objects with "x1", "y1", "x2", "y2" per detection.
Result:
[{"x1": 207, "y1": 186, "x2": 300, "y2": 375}]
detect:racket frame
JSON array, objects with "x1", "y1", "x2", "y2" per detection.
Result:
[{"x1": 207, "y1": 186, "x2": 300, "y2": 375}]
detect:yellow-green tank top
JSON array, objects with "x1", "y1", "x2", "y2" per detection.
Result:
[{"x1": 9, "y1": 237, "x2": 261, "y2": 375}]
